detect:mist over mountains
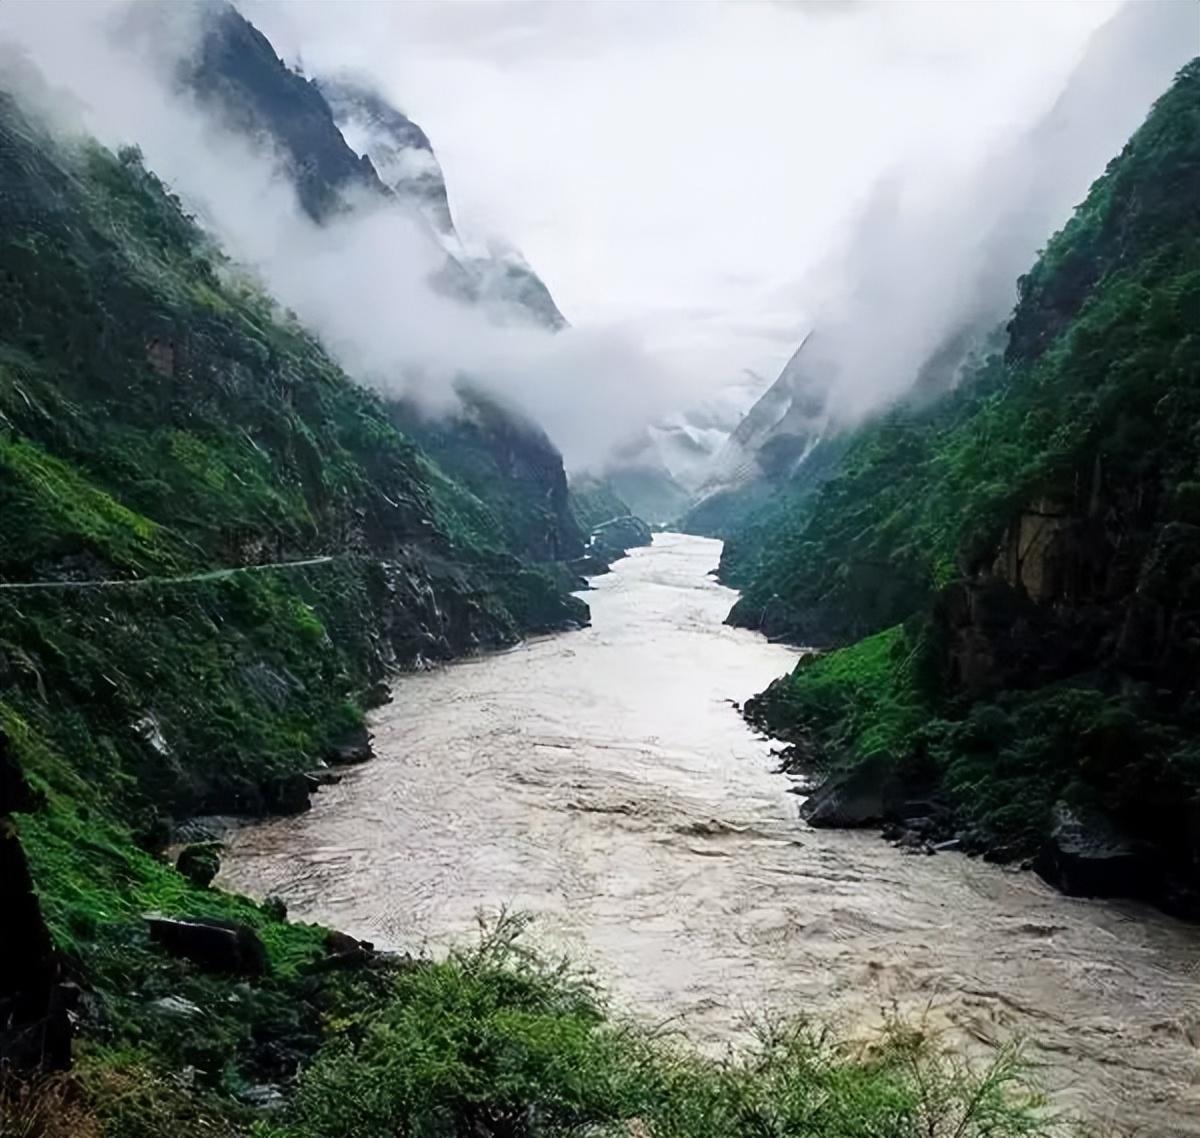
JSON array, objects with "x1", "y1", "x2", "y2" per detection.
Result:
[
  {"x1": 1, "y1": 3, "x2": 1198, "y2": 1130},
  {"x1": 684, "y1": 0, "x2": 1197, "y2": 527},
  {"x1": 0, "y1": 0, "x2": 1190, "y2": 495},
  {"x1": 0, "y1": 0, "x2": 687, "y2": 471}
]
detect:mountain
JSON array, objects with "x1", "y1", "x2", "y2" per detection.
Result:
[
  {"x1": 0, "y1": 67, "x2": 1048, "y2": 1125},
  {"x1": 682, "y1": 0, "x2": 1198, "y2": 538},
  {"x1": 183, "y1": 2, "x2": 388, "y2": 219},
  {"x1": 173, "y1": 2, "x2": 583, "y2": 560},
  {"x1": 682, "y1": 334, "x2": 831, "y2": 534},
  {"x1": 731, "y1": 59, "x2": 1200, "y2": 917},
  {"x1": 601, "y1": 371, "x2": 768, "y2": 525},
  {"x1": 319, "y1": 75, "x2": 568, "y2": 331},
  {"x1": 0, "y1": 44, "x2": 595, "y2": 1112},
  {"x1": 319, "y1": 76, "x2": 453, "y2": 234}
]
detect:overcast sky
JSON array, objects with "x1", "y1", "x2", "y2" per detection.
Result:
[{"x1": 244, "y1": 0, "x2": 1125, "y2": 394}]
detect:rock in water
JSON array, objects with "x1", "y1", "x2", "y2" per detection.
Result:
[
  {"x1": 325, "y1": 724, "x2": 374, "y2": 766},
  {"x1": 262, "y1": 772, "x2": 317, "y2": 814},
  {"x1": 145, "y1": 916, "x2": 269, "y2": 976},
  {"x1": 1033, "y1": 802, "x2": 1147, "y2": 899},
  {"x1": 313, "y1": 928, "x2": 377, "y2": 970},
  {"x1": 798, "y1": 754, "x2": 906, "y2": 827},
  {"x1": 176, "y1": 842, "x2": 222, "y2": 889}
]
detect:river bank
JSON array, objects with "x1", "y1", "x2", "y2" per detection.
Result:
[{"x1": 221, "y1": 534, "x2": 1200, "y2": 1134}]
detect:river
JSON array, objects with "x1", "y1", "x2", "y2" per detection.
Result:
[{"x1": 220, "y1": 533, "x2": 1199, "y2": 1134}]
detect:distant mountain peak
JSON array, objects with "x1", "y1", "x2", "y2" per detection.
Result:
[
  {"x1": 183, "y1": 2, "x2": 387, "y2": 220},
  {"x1": 319, "y1": 74, "x2": 455, "y2": 239},
  {"x1": 173, "y1": 4, "x2": 567, "y2": 331},
  {"x1": 318, "y1": 73, "x2": 568, "y2": 330}
]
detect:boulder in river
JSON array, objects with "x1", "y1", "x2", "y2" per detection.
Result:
[
  {"x1": 1033, "y1": 801, "x2": 1147, "y2": 899},
  {"x1": 312, "y1": 928, "x2": 376, "y2": 970},
  {"x1": 325, "y1": 724, "x2": 374, "y2": 766},
  {"x1": 591, "y1": 515, "x2": 653, "y2": 557},
  {"x1": 799, "y1": 754, "x2": 907, "y2": 827},
  {"x1": 176, "y1": 842, "x2": 222, "y2": 889},
  {"x1": 145, "y1": 915, "x2": 269, "y2": 976},
  {"x1": 568, "y1": 553, "x2": 611, "y2": 578},
  {"x1": 262, "y1": 772, "x2": 318, "y2": 814}
]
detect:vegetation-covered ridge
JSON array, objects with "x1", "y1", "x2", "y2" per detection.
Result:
[
  {"x1": 0, "y1": 72, "x2": 591, "y2": 809},
  {"x1": 732, "y1": 61, "x2": 1200, "y2": 916}
]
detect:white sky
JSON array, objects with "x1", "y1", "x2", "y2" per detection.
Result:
[{"x1": 245, "y1": 0, "x2": 1122, "y2": 393}]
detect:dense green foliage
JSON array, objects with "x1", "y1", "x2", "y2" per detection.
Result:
[
  {"x1": 0, "y1": 92, "x2": 576, "y2": 616},
  {"x1": 2, "y1": 909, "x2": 1072, "y2": 1138},
  {"x1": 726, "y1": 60, "x2": 1199, "y2": 642},
  {"x1": 745, "y1": 625, "x2": 929, "y2": 767},
  {"x1": 270, "y1": 918, "x2": 1062, "y2": 1138},
  {"x1": 390, "y1": 391, "x2": 586, "y2": 565},
  {"x1": 728, "y1": 62, "x2": 1200, "y2": 900},
  {"x1": 0, "y1": 39, "x2": 1182, "y2": 1138},
  {"x1": 0, "y1": 86, "x2": 587, "y2": 815},
  {"x1": 3, "y1": 562, "x2": 380, "y2": 823}
]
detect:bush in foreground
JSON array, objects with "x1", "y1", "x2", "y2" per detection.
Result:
[{"x1": 264, "y1": 915, "x2": 1075, "y2": 1138}]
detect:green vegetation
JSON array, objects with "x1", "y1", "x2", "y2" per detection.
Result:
[
  {"x1": 389, "y1": 390, "x2": 585, "y2": 565},
  {"x1": 0, "y1": 40, "x2": 1179, "y2": 1138},
  {"x1": 725, "y1": 61, "x2": 1200, "y2": 902},
  {"x1": 4, "y1": 902, "x2": 1070, "y2": 1138},
  {"x1": 0, "y1": 561, "x2": 394, "y2": 824},
  {"x1": 745, "y1": 625, "x2": 930, "y2": 768},
  {"x1": 0, "y1": 81, "x2": 587, "y2": 823},
  {"x1": 0, "y1": 79, "x2": 602, "y2": 1138},
  {"x1": 0, "y1": 92, "x2": 577, "y2": 628},
  {"x1": 267, "y1": 916, "x2": 1063, "y2": 1138}
]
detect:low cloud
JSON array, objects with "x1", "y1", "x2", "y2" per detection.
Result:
[
  {"x1": 0, "y1": 0, "x2": 692, "y2": 470},
  {"x1": 0, "y1": 0, "x2": 1192, "y2": 473},
  {"x1": 765, "y1": 0, "x2": 1197, "y2": 429}
]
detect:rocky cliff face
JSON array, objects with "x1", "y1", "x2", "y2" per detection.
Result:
[
  {"x1": 388, "y1": 385, "x2": 585, "y2": 564},
  {"x1": 184, "y1": 4, "x2": 387, "y2": 220},
  {"x1": 320, "y1": 74, "x2": 567, "y2": 330},
  {"x1": 319, "y1": 76, "x2": 453, "y2": 234},
  {"x1": 0, "y1": 79, "x2": 586, "y2": 825},
  {"x1": 682, "y1": 334, "x2": 833, "y2": 536}
]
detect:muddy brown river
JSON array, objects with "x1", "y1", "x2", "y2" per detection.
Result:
[{"x1": 221, "y1": 533, "x2": 1199, "y2": 1135}]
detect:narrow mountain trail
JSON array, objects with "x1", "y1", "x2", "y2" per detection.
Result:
[{"x1": 0, "y1": 557, "x2": 336, "y2": 591}]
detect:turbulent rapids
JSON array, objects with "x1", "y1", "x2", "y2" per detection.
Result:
[{"x1": 221, "y1": 535, "x2": 1199, "y2": 1134}]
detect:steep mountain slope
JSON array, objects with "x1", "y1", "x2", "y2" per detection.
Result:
[
  {"x1": 0, "y1": 63, "x2": 588, "y2": 1037},
  {"x1": 174, "y1": 2, "x2": 582, "y2": 559},
  {"x1": 735, "y1": 60, "x2": 1200, "y2": 916},
  {"x1": 603, "y1": 380, "x2": 764, "y2": 525},
  {"x1": 0, "y1": 66, "x2": 596, "y2": 1122},
  {"x1": 387, "y1": 386, "x2": 583, "y2": 563},
  {"x1": 319, "y1": 76, "x2": 453, "y2": 233},
  {"x1": 682, "y1": 334, "x2": 831, "y2": 536},
  {"x1": 684, "y1": 0, "x2": 1197, "y2": 539},
  {"x1": 184, "y1": 3, "x2": 387, "y2": 220}
]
